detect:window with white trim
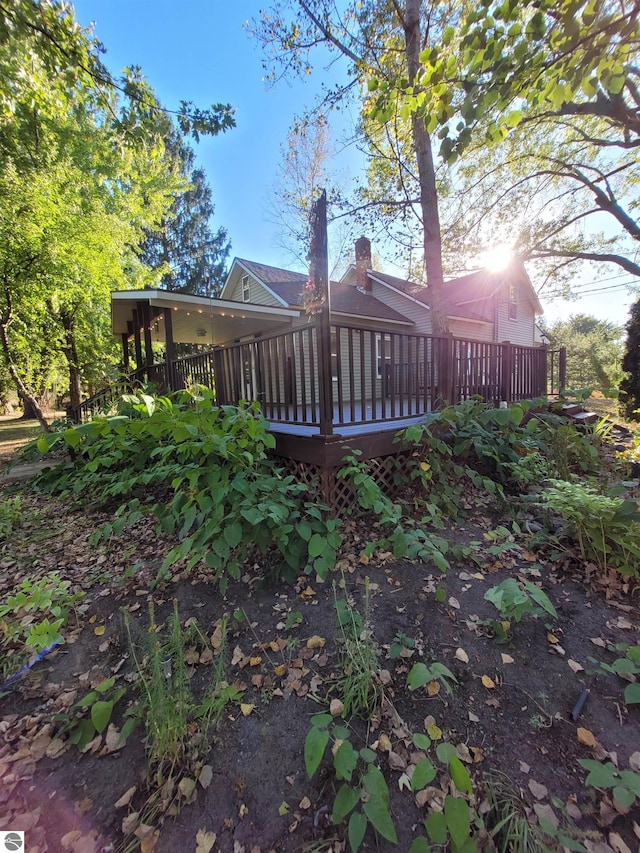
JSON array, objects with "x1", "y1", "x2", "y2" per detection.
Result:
[
  {"x1": 376, "y1": 333, "x2": 392, "y2": 380},
  {"x1": 508, "y1": 284, "x2": 518, "y2": 320},
  {"x1": 242, "y1": 275, "x2": 251, "y2": 303}
]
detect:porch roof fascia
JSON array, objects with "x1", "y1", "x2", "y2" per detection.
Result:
[{"x1": 111, "y1": 289, "x2": 300, "y2": 337}]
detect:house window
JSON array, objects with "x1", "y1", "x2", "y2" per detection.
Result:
[
  {"x1": 508, "y1": 285, "x2": 518, "y2": 320},
  {"x1": 242, "y1": 275, "x2": 251, "y2": 303},
  {"x1": 376, "y1": 333, "x2": 392, "y2": 380}
]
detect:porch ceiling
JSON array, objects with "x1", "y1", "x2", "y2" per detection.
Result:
[{"x1": 111, "y1": 290, "x2": 301, "y2": 346}]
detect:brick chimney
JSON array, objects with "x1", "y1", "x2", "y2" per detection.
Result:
[{"x1": 355, "y1": 237, "x2": 372, "y2": 292}]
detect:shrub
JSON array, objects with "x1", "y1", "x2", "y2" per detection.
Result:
[{"x1": 32, "y1": 390, "x2": 341, "y2": 592}]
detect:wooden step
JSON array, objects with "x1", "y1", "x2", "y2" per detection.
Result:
[{"x1": 571, "y1": 411, "x2": 599, "y2": 425}]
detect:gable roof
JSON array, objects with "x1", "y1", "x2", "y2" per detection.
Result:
[
  {"x1": 346, "y1": 260, "x2": 542, "y2": 320},
  {"x1": 233, "y1": 258, "x2": 411, "y2": 325}
]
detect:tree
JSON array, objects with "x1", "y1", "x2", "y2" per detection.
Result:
[
  {"x1": 543, "y1": 315, "x2": 623, "y2": 390},
  {"x1": 620, "y1": 300, "x2": 640, "y2": 419},
  {"x1": 252, "y1": 0, "x2": 454, "y2": 332},
  {"x1": 141, "y1": 129, "x2": 230, "y2": 296},
  {"x1": 399, "y1": 0, "x2": 640, "y2": 283},
  {"x1": 0, "y1": 0, "x2": 235, "y2": 423}
]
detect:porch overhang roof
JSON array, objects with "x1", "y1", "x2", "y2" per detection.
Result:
[{"x1": 111, "y1": 289, "x2": 301, "y2": 346}]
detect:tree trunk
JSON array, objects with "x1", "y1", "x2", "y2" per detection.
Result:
[
  {"x1": 0, "y1": 321, "x2": 50, "y2": 431},
  {"x1": 403, "y1": 0, "x2": 449, "y2": 334}
]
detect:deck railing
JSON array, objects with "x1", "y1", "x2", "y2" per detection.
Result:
[{"x1": 71, "y1": 322, "x2": 559, "y2": 427}]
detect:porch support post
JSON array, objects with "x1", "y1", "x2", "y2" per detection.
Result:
[
  {"x1": 163, "y1": 307, "x2": 180, "y2": 391},
  {"x1": 213, "y1": 346, "x2": 226, "y2": 404},
  {"x1": 311, "y1": 191, "x2": 334, "y2": 437},
  {"x1": 121, "y1": 333, "x2": 130, "y2": 372},
  {"x1": 132, "y1": 311, "x2": 143, "y2": 370},
  {"x1": 139, "y1": 300, "x2": 154, "y2": 368},
  {"x1": 436, "y1": 335, "x2": 454, "y2": 409}
]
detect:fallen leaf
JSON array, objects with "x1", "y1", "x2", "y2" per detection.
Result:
[
  {"x1": 377, "y1": 733, "x2": 392, "y2": 752},
  {"x1": 274, "y1": 664, "x2": 287, "y2": 677},
  {"x1": 577, "y1": 727, "x2": 597, "y2": 747},
  {"x1": 249, "y1": 656, "x2": 262, "y2": 667},
  {"x1": 299, "y1": 797, "x2": 311, "y2": 810},
  {"x1": 195, "y1": 828, "x2": 217, "y2": 853},
  {"x1": 122, "y1": 812, "x2": 140, "y2": 835},
  {"x1": 568, "y1": 659, "x2": 584, "y2": 674},
  {"x1": 426, "y1": 723, "x2": 442, "y2": 740},
  {"x1": 629, "y1": 751, "x2": 640, "y2": 772},
  {"x1": 481, "y1": 675, "x2": 496, "y2": 689},
  {"x1": 199, "y1": 648, "x2": 213, "y2": 665},
  {"x1": 533, "y1": 803, "x2": 558, "y2": 829},
  {"x1": 519, "y1": 761, "x2": 530, "y2": 774},
  {"x1": 547, "y1": 633, "x2": 559, "y2": 644},
  {"x1": 238, "y1": 803, "x2": 248, "y2": 818},
  {"x1": 240, "y1": 704, "x2": 255, "y2": 717},
  {"x1": 199, "y1": 766, "x2": 213, "y2": 789},
  {"x1": 608, "y1": 832, "x2": 632, "y2": 853},
  {"x1": 330, "y1": 699, "x2": 344, "y2": 717},
  {"x1": 448, "y1": 597, "x2": 460, "y2": 609},
  {"x1": 528, "y1": 779, "x2": 548, "y2": 800},
  {"x1": 114, "y1": 786, "x2": 137, "y2": 809},
  {"x1": 138, "y1": 828, "x2": 159, "y2": 853},
  {"x1": 468, "y1": 711, "x2": 479, "y2": 723},
  {"x1": 306, "y1": 635, "x2": 325, "y2": 650},
  {"x1": 94, "y1": 625, "x2": 105, "y2": 636},
  {"x1": 500, "y1": 654, "x2": 514, "y2": 665},
  {"x1": 231, "y1": 647, "x2": 246, "y2": 666},
  {"x1": 455, "y1": 648, "x2": 469, "y2": 664},
  {"x1": 178, "y1": 777, "x2": 196, "y2": 799},
  {"x1": 388, "y1": 750, "x2": 406, "y2": 770},
  {"x1": 590, "y1": 637, "x2": 607, "y2": 648},
  {"x1": 427, "y1": 680, "x2": 440, "y2": 696}
]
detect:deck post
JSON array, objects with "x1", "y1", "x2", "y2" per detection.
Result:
[
  {"x1": 212, "y1": 346, "x2": 226, "y2": 404},
  {"x1": 310, "y1": 191, "x2": 334, "y2": 437},
  {"x1": 558, "y1": 347, "x2": 567, "y2": 394},
  {"x1": 500, "y1": 342, "x2": 513, "y2": 402},
  {"x1": 436, "y1": 335, "x2": 454, "y2": 408}
]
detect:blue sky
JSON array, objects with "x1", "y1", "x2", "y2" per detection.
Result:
[{"x1": 72, "y1": 0, "x2": 635, "y2": 328}]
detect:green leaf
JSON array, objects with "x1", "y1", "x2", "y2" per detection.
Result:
[
  {"x1": 332, "y1": 784, "x2": 361, "y2": 823},
  {"x1": 578, "y1": 759, "x2": 619, "y2": 789},
  {"x1": 223, "y1": 521, "x2": 243, "y2": 549},
  {"x1": 425, "y1": 811, "x2": 448, "y2": 844},
  {"x1": 334, "y1": 740, "x2": 358, "y2": 782},
  {"x1": 412, "y1": 758, "x2": 437, "y2": 790},
  {"x1": 348, "y1": 810, "x2": 367, "y2": 853},
  {"x1": 363, "y1": 794, "x2": 398, "y2": 844},
  {"x1": 407, "y1": 662, "x2": 430, "y2": 690},
  {"x1": 94, "y1": 677, "x2": 116, "y2": 694},
  {"x1": 413, "y1": 733, "x2": 432, "y2": 750},
  {"x1": 409, "y1": 838, "x2": 431, "y2": 853},
  {"x1": 436, "y1": 742, "x2": 457, "y2": 764},
  {"x1": 449, "y1": 756, "x2": 473, "y2": 795},
  {"x1": 304, "y1": 725, "x2": 329, "y2": 778},
  {"x1": 624, "y1": 683, "x2": 640, "y2": 704},
  {"x1": 90, "y1": 699, "x2": 114, "y2": 734},
  {"x1": 612, "y1": 785, "x2": 636, "y2": 810},
  {"x1": 308, "y1": 533, "x2": 326, "y2": 559},
  {"x1": 444, "y1": 795, "x2": 471, "y2": 848}
]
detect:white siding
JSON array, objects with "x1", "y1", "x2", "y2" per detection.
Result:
[
  {"x1": 225, "y1": 271, "x2": 282, "y2": 307},
  {"x1": 496, "y1": 299, "x2": 536, "y2": 346},
  {"x1": 449, "y1": 319, "x2": 494, "y2": 343}
]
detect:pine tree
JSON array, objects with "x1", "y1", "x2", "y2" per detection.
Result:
[
  {"x1": 142, "y1": 129, "x2": 230, "y2": 296},
  {"x1": 620, "y1": 300, "x2": 640, "y2": 420}
]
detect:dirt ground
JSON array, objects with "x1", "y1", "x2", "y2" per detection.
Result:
[{"x1": 0, "y1": 444, "x2": 639, "y2": 852}]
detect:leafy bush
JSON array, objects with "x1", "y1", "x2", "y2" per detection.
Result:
[
  {"x1": 0, "y1": 496, "x2": 22, "y2": 541},
  {"x1": 542, "y1": 479, "x2": 640, "y2": 578},
  {"x1": 32, "y1": 390, "x2": 341, "y2": 591}
]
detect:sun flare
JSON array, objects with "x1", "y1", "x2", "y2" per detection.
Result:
[{"x1": 479, "y1": 244, "x2": 513, "y2": 272}]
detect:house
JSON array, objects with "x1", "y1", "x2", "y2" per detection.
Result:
[{"x1": 106, "y1": 236, "x2": 552, "y2": 508}]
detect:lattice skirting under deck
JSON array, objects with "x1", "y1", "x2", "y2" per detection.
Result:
[{"x1": 271, "y1": 451, "x2": 416, "y2": 515}]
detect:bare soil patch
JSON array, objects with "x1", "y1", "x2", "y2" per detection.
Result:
[{"x1": 0, "y1": 462, "x2": 639, "y2": 852}]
